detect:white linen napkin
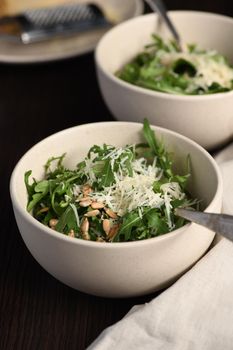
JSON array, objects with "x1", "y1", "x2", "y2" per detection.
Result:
[{"x1": 87, "y1": 148, "x2": 233, "y2": 350}]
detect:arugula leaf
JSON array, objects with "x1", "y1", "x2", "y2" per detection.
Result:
[
  {"x1": 144, "y1": 209, "x2": 169, "y2": 235},
  {"x1": 26, "y1": 177, "x2": 49, "y2": 212},
  {"x1": 142, "y1": 118, "x2": 159, "y2": 154},
  {"x1": 24, "y1": 170, "x2": 35, "y2": 198},
  {"x1": 113, "y1": 211, "x2": 141, "y2": 242},
  {"x1": 25, "y1": 120, "x2": 198, "y2": 243},
  {"x1": 153, "y1": 178, "x2": 169, "y2": 193},
  {"x1": 116, "y1": 34, "x2": 233, "y2": 95},
  {"x1": 98, "y1": 158, "x2": 115, "y2": 188},
  {"x1": 173, "y1": 58, "x2": 197, "y2": 77},
  {"x1": 55, "y1": 205, "x2": 79, "y2": 234},
  {"x1": 207, "y1": 82, "x2": 230, "y2": 94},
  {"x1": 116, "y1": 62, "x2": 140, "y2": 84},
  {"x1": 143, "y1": 119, "x2": 173, "y2": 178},
  {"x1": 45, "y1": 153, "x2": 66, "y2": 176}
]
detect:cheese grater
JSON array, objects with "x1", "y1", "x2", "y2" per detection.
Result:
[{"x1": 0, "y1": 3, "x2": 111, "y2": 44}]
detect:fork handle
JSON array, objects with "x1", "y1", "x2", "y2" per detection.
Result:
[
  {"x1": 176, "y1": 208, "x2": 233, "y2": 243},
  {"x1": 145, "y1": 0, "x2": 182, "y2": 50}
]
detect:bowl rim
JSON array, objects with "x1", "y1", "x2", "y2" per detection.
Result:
[
  {"x1": 95, "y1": 10, "x2": 233, "y2": 101},
  {"x1": 131, "y1": 0, "x2": 145, "y2": 18},
  {"x1": 10, "y1": 121, "x2": 223, "y2": 249}
]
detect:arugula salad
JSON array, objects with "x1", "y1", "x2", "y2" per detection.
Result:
[
  {"x1": 25, "y1": 120, "x2": 197, "y2": 243},
  {"x1": 116, "y1": 35, "x2": 233, "y2": 95}
]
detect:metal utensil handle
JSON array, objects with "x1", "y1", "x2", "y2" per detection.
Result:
[
  {"x1": 145, "y1": 0, "x2": 182, "y2": 49},
  {"x1": 176, "y1": 208, "x2": 233, "y2": 242}
]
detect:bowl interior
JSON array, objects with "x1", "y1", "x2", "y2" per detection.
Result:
[
  {"x1": 96, "y1": 11, "x2": 233, "y2": 75},
  {"x1": 11, "y1": 122, "x2": 220, "y2": 221}
]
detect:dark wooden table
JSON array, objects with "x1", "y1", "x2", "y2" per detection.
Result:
[{"x1": 1, "y1": 1, "x2": 232, "y2": 349}]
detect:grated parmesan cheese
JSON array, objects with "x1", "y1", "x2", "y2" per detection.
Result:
[
  {"x1": 160, "y1": 51, "x2": 233, "y2": 92},
  {"x1": 88, "y1": 155, "x2": 184, "y2": 218},
  {"x1": 71, "y1": 145, "x2": 186, "y2": 228}
]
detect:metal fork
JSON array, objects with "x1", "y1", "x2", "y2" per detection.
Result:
[
  {"x1": 176, "y1": 208, "x2": 233, "y2": 242},
  {"x1": 145, "y1": 0, "x2": 183, "y2": 51}
]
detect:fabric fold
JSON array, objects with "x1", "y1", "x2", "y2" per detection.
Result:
[{"x1": 88, "y1": 239, "x2": 233, "y2": 350}]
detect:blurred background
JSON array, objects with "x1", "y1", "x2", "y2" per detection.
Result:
[
  {"x1": 161, "y1": 0, "x2": 232, "y2": 14},
  {"x1": 0, "y1": 0, "x2": 232, "y2": 154}
]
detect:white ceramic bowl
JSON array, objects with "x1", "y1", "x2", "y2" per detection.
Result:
[
  {"x1": 95, "y1": 11, "x2": 233, "y2": 150},
  {"x1": 10, "y1": 122, "x2": 222, "y2": 297}
]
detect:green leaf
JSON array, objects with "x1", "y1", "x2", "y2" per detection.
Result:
[
  {"x1": 27, "y1": 180, "x2": 49, "y2": 212},
  {"x1": 116, "y1": 34, "x2": 233, "y2": 96},
  {"x1": 55, "y1": 205, "x2": 78, "y2": 233},
  {"x1": 24, "y1": 119, "x2": 198, "y2": 242},
  {"x1": 150, "y1": 34, "x2": 170, "y2": 52},
  {"x1": 24, "y1": 170, "x2": 35, "y2": 197},
  {"x1": 98, "y1": 159, "x2": 115, "y2": 188},
  {"x1": 153, "y1": 179, "x2": 169, "y2": 193},
  {"x1": 143, "y1": 119, "x2": 173, "y2": 178},
  {"x1": 173, "y1": 58, "x2": 197, "y2": 77},
  {"x1": 116, "y1": 62, "x2": 140, "y2": 84},
  {"x1": 44, "y1": 153, "x2": 66, "y2": 176},
  {"x1": 34, "y1": 180, "x2": 49, "y2": 193},
  {"x1": 144, "y1": 209, "x2": 169, "y2": 235},
  {"x1": 171, "y1": 198, "x2": 187, "y2": 209},
  {"x1": 174, "y1": 217, "x2": 187, "y2": 229},
  {"x1": 207, "y1": 82, "x2": 230, "y2": 94},
  {"x1": 171, "y1": 174, "x2": 190, "y2": 190},
  {"x1": 113, "y1": 211, "x2": 141, "y2": 242},
  {"x1": 142, "y1": 118, "x2": 159, "y2": 155},
  {"x1": 135, "y1": 52, "x2": 153, "y2": 65}
]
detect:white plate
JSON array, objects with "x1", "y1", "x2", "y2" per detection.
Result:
[{"x1": 0, "y1": 0, "x2": 143, "y2": 63}]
